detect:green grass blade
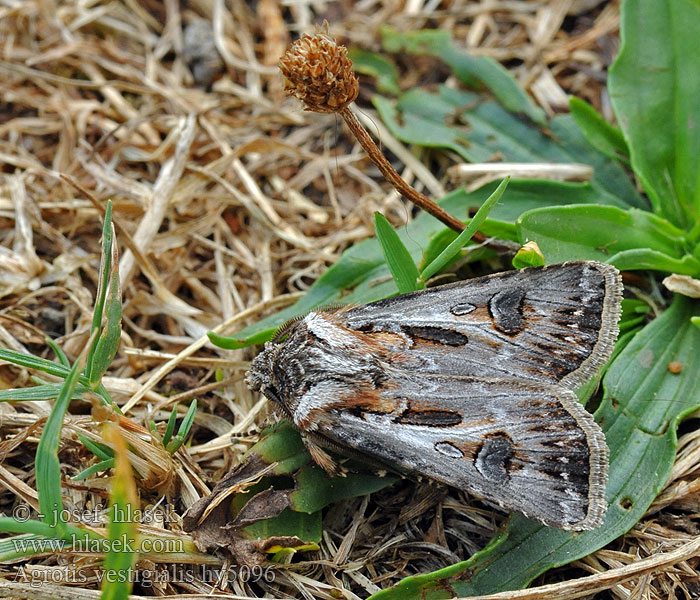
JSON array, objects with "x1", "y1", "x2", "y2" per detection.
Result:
[
  {"x1": 161, "y1": 405, "x2": 178, "y2": 447},
  {"x1": 72, "y1": 458, "x2": 116, "y2": 481},
  {"x1": 0, "y1": 519, "x2": 107, "y2": 561},
  {"x1": 78, "y1": 435, "x2": 114, "y2": 461},
  {"x1": 35, "y1": 351, "x2": 84, "y2": 533},
  {"x1": 420, "y1": 177, "x2": 508, "y2": 282},
  {"x1": 165, "y1": 399, "x2": 197, "y2": 454},
  {"x1": 86, "y1": 200, "x2": 113, "y2": 380},
  {"x1": 88, "y1": 268, "x2": 122, "y2": 387},
  {"x1": 374, "y1": 212, "x2": 421, "y2": 293},
  {"x1": 0, "y1": 348, "x2": 72, "y2": 378}
]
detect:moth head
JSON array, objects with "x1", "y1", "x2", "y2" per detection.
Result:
[
  {"x1": 245, "y1": 339, "x2": 297, "y2": 414},
  {"x1": 245, "y1": 341, "x2": 277, "y2": 395}
]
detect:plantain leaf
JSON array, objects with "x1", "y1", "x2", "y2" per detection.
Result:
[{"x1": 608, "y1": 0, "x2": 700, "y2": 229}]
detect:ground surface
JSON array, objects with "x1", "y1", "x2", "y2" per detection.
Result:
[{"x1": 0, "y1": 1, "x2": 698, "y2": 599}]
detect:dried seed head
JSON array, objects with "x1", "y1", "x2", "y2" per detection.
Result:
[{"x1": 279, "y1": 31, "x2": 359, "y2": 113}]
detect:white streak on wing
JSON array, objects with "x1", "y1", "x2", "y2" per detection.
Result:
[
  {"x1": 294, "y1": 381, "x2": 345, "y2": 430},
  {"x1": 304, "y1": 312, "x2": 355, "y2": 348}
]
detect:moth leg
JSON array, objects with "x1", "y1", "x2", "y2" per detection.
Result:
[{"x1": 301, "y1": 433, "x2": 339, "y2": 476}]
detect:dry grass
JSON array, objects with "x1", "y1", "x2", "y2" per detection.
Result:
[{"x1": 0, "y1": 0, "x2": 698, "y2": 598}]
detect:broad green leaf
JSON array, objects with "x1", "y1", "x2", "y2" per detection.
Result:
[
  {"x1": 374, "y1": 212, "x2": 421, "y2": 293},
  {"x1": 373, "y1": 87, "x2": 644, "y2": 209},
  {"x1": 290, "y1": 465, "x2": 398, "y2": 514},
  {"x1": 569, "y1": 96, "x2": 630, "y2": 164},
  {"x1": 242, "y1": 506, "x2": 322, "y2": 543},
  {"x1": 380, "y1": 27, "x2": 546, "y2": 124},
  {"x1": 348, "y1": 48, "x2": 401, "y2": 95},
  {"x1": 608, "y1": 0, "x2": 700, "y2": 228},
  {"x1": 607, "y1": 248, "x2": 700, "y2": 275},
  {"x1": 516, "y1": 204, "x2": 692, "y2": 269},
  {"x1": 370, "y1": 296, "x2": 700, "y2": 598},
  {"x1": 250, "y1": 421, "x2": 312, "y2": 475}
]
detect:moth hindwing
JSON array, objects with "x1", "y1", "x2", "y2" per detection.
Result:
[{"x1": 246, "y1": 261, "x2": 623, "y2": 530}]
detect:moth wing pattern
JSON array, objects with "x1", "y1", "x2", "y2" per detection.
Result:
[
  {"x1": 316, "y1": 373, "x2": 608, "y2": 530},
  {"x1": 341, "y1": 261, "x2": 622, "y2": 391},
  {"x1": 246, "y1": 261, "x2": 622, "y2": 530}
]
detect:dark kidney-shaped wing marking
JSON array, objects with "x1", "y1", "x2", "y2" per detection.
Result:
[
  {"x1": 341, "y1": 261, "x2": 622, "y2": 389},
  {"x1": 317, "y1": 373, "x2": 609, "y2": 530}
]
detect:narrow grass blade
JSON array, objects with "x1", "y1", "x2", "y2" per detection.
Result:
[
  {"x1": 420, "y1": 177, "x2": 508, "y2": 282},
  {"x1": 35, "y1": 350, "x2": 85, "y2": 533}
]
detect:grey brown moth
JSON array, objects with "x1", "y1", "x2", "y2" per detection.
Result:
[{"x1": 246, "y1": 261, "x2": 623, "y2": 530}]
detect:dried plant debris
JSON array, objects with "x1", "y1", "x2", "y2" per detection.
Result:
[{"x1": 0, "y1": 1, "x2": 699, "y2": 599}]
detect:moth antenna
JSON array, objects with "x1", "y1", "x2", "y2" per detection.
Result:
[{"x1": 271, "y1": 315, "x2": 307, "y2": 343}]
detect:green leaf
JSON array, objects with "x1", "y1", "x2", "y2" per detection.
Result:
[
  {"x1": 161, "y1": 405, "x2": 179, "y2": 447},
  {"x1": 0, "y1": 519, "x2": 107, "y2": 561},
  {"x1": 249, "y1": 421, "x2": 312, "y2": 475},
  {"x1": 373, "y1": 88, "x2": 645, "y2": 209},
  {"x1": 371, "y1": 296, "x2": 700, "y2": 598},
  {"x1": 78, "y1": 435, "x2": 114, "y2": 461},
  {"x1": 419, "y1": 177, "x2": 508, "y2": 282},
  {"x1": 608, "y1": 0, "x2": 700, "y2": 229},
  {"x1": 348, "y1": 48, "x2": 401, "y2": 95},
  {"x1": 72, "y1": 458, "x2": 116, "y2": 481},
  {"x1": 0, "y1": 383, "x2": 88, "y2": 401},
  {"x1": 516, "y1": 204, "x2": 693, "y2": 269},
  {"x1": 88, "y1": 268, "x2": 122, "y2": 388},
  {"x1": 418, "y1": 229, "x2": 460, "y2": 272},
  {"x1": 374, "y1": 212, "x2": 421, "y2": 293},
  {"x1": 380, "y1": 27, "x2": 546, "y2": 124},
  {"x1": 86, "y1": 201, "x2": 114, "y2": 382},
  {"x1": 242, "y1": 507, "x2": 322, "y2": 543},
  {"x1": 607, "y1": 248, "x2": 700, "y2": 275},
  {"x1": 512, "y1": 242, "x2": 545, "y2": 269},
  {"x1": 569, "y1": 96, "x2": 630, "y2": 164},
  {"x1": 289, "y1": 465, "x2": 398, "y2": 514},
  {"x1": 165, "y1": 399, "x2": 198, "y2": 454},
  {"x1": 36, "y1": 354, "x2": 83, "y2": 533},
  {"x1": 619, "y1": 298, "x2": 650, "y2": 334}
]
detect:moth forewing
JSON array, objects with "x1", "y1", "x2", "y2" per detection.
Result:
[{"x1": 246, "y1": 261, "x2": 622, "y2": 530}]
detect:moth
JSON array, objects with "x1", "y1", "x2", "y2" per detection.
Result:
[{"x1": 246, "y1": 261, "x2": 623, "y2": 530}]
